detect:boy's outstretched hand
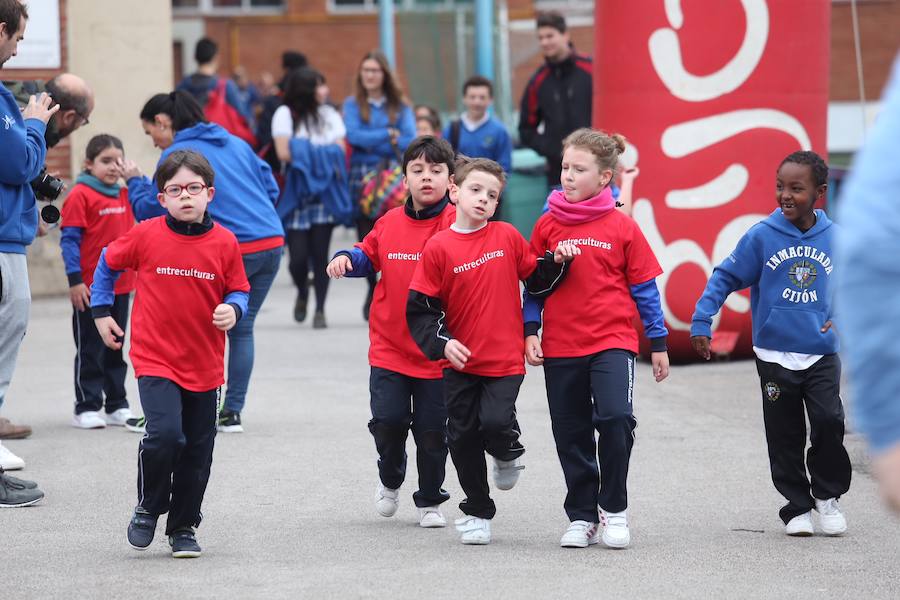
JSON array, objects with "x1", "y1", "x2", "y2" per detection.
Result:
[
  {"x1": 326, "y1": 255, "x2": 352, "y2": 279},
  {"x1": 525, "y1": 335, "x2": 544, "y2": 366},
  {"x1": 213, "y1": 304, "x2": 238, "y2": 331},
  {"x1": 691, "y1": 335, "x2": 711, "y2": 360},
  {"x1": 652, "y1": 351, "x2": 670, "y2": 382},
  {"x1": 95, "y1": 316, "x2": 124, "y2": 350},
  {"x1": 444, "y1": 339, "x2": 471, "y2": 370},
  {"x1": 553, "y1": 242, "x2": 581, "y2": 264}
]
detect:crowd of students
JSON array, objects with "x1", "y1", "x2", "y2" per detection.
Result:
[{"x1": 0, "y1": 9, "x2": 856, "y2": 561}]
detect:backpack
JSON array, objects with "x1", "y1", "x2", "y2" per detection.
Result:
[{"x1": 204, "y1": 78, "x2": 257, "y2": 147}]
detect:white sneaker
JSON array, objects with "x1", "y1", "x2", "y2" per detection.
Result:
[
  {"x1": 785, "y1": 511, "x2": 815, "y2": 536},
  {"x1": 600, "y1": 509, "x2": 631, "y2": 548},
  {"x1": 374, "y1": 483, "x2": 399, "y2": 517},
  {"x1": 815, "y1": 498, "x2": 847, "y2": 536},
  {"x1": 560, "y1": 520, "x2": 600, "y2": 548},
  {"x1": 104, "y1": 408, "x2": 133, "y2": 427},
  {"x1": 72, "y1": 411, "x2": 107, "y2": 429},
  {"x1": 455, "y1": 515, "x2": 491, "y2": 545},
  {"x1": 492, "y1": 457, "x2": 524, "y2": 491},
  {"x1": 0, "y1": 441, "x2": 25, "y2": 471},
  {"x1": 418, "y1": 506, "x2": 447, "y2": 528}
]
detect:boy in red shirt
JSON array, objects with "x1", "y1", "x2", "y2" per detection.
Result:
[
  {"x1": 60, "y1": 134, "x2": 136, "y2": 429},
  {"x1": 91, "y1": 150, "x2": 250, "y2": 558},
  {"x1": 407, "y1": 158, "x2": 579, "y2": 544},
  {"x1": 327, "y1": 136, "x2": 456, "y2": 528}
]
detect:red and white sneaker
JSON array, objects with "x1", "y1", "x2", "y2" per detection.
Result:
[
  {"x1": 600, "y1": 509, "x2": 630, "y2": 548},
  {"x1": 560, "y1": 520, "x2": 600, "y2": 548}
]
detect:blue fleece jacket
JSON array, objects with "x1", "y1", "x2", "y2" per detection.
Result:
[
  {"x1": 836, "y1": 54, "x2": 900, "y2": 453},
  {"x1": 126, "y1": 122, "x2": 282, "y2": 244},
  {"x1": 691, "y1": 208, "x2": 838, "y2": 354},
  {"x1": 343, "y1": 96, "x2": 415, "y2": 166},
  {"x1": 0, "y1": 85, "x2": 47, "y2": 253},
  {"x1": 276, "y1": 137, "x2": 352, "y2": 226},
  {"x1": 443, "y1": 117, "x2": 512, "y2": 173}
]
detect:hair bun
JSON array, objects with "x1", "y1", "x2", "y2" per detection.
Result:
[{"x1": 611, "y1": 133, "x2": 627, "y2": 155}]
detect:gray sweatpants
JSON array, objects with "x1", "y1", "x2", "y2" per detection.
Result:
[{"x1": 0, "y1": 252, "x2": 31, "y2": 411}]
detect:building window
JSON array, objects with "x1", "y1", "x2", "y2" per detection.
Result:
[
  {"x1": 172, "y1": 0, "x2": 285, "y2": 14},
  {"x1": 328, "y1": 0, "x2": 472, "y2": 14}
]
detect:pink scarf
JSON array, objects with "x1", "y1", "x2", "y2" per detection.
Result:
[{"x1": 547, "y1": 187, "x2": 616, "y2": 225}]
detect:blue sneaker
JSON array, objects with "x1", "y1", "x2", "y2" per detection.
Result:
[
  {"x1": 127, "y1": 507, "x2": 158, "y2": 550},
  {"x1": 169, "y1": 528, "x2": 202, "y2": 558}
]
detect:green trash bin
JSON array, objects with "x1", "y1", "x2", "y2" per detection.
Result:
[{"x1": 504, "y1": 148, "x2": 549, "y2": 238}]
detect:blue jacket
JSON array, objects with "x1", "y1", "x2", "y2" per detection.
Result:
[
  {"x1": 836, "y1": 54, "x2": 900, "y2": 453},
  {"x1": 0, "y1": 85, "x2": 47, "y2": 253},
  {"x1": 127, "y1": 122, "x2": 282, "y2": 244},
  {"x1": 443, "y1": 117, "x2": 512, "y2": 173},
  {"x1": 277, "y1": 137, "x2": 352, "y2": 227},
  {"x1": 691, "y1": 208, "x2": 838, "y2": 354},
  {"x1": 343, "y1": 96, "x2": 415, "y2": 166}
]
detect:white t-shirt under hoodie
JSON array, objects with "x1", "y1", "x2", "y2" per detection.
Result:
[{"x1": 271, "y1": 104, "x2": 346, "y2": 145}]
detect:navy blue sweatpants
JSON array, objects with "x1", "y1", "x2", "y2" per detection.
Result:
[
  {"x1": 368, "y1": 367, "x2": 450, "y2": 508},
  {"x1": 136, "y1": 376, "x2": 218, "y2": 535},
  {"x1": 544, "y1": 349, "x2": 636, "y2": 522}
]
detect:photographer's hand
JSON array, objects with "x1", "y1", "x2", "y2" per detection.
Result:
[
  {"x1": 69, "y1": 283, "x2": 91, "y2": 312},
  {"x1": 22, "y1": 92, "x2": 60, "y2": 124},
  {"x1": 95, "y1": 316, "x2": 124, "y2": 350}
]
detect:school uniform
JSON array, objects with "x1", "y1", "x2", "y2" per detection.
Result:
[
  {"x1": 335, "y1": 198, "x2": 455, "y2": 507},
  {"x1": 407, "y1": 221, "x2": 568, "y2": 519},
  {"x1": 60, "y1": 175, "x2": 136, "y2": 415},
  {"x1": 91, "y1": 214, "x2": 250, "y2": 534},
  {"x1": 526, "y1": 201, "x2": 667, "y2": 522},
  {"x1": 692, "y1": 208, "x2": 851, "y2": 524}
]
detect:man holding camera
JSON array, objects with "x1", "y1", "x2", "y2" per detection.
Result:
[{"x1": 0, "y1": 0, "x2": 58, "y2": 504}]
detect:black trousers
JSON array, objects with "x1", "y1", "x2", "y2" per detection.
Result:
[
  {"x1": 286, "y1": 225, "x2": 334, "y2": 311},
  {"x1": 136, "y1": 376, "x2": 218, "y2": 535},
  {"x1": 443, "y1": 369, "x2": 525, "y2": 519},
  {"x1": 544, "y1": 350, "x2": 636, "y2": 521},
  {"x1": 368, "y1": 367, "x2": 450, "y2": 507},
  {"x1": 756, "y1": 354, "x2": 852, "y2": 523},
  {"x1": 72, "y1": 293, "x2": 130, "y2": 415}
]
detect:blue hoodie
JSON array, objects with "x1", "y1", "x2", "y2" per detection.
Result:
[
  {"x1": 691, "y1": 208, "x2": 838, "y2": 355},
  {"x1": 343, "y1": 96, "x2": 415, "y2": 166},
  {"x1": 127, "y1": 122, "x2": 282, "y2": 245},
  {"x1": 0, "y1": 85, "x2": 47, "y2": 253}
]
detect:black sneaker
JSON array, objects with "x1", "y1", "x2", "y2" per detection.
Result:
[
  {"x1": 127, "y1": 507, "x2": 158, "y2": 550},
  {"x1": 169, "y1": 528, "x2": 202, "y2": 558},
  {"x1": 0, "y1": 470, "x2": 44, "y2": 507},
  {"x1": 313, "y1": 310, "x2": 327, "y2": 329},
  {"x1": 217, "y1": 410, "x2": 243, "y2": 433},
  {"x1": 125, "y1": 416, "x2": 146, "y2": 434},
  {"x1": 293, "y1": 292, "x2": 308, "y2": 323}
]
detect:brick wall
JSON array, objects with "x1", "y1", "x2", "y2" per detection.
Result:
[
  {"x1": 831, "y1": 0, "x2": 900, "y2": 101},
  {"x1": 5, "y1": 0, "x2": 71, "y2": 180}
]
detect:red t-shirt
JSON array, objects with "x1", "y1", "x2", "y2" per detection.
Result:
[
  {"x1": 410, "y1": 221, "x2": 537, "y2": 377},
  {"x1": 356, "y1": 203, "x2": 455, "y2": 379},
  {"x1": 61, "y1": 183, "x2": 136, "y2": 293},
  {"x1": 103, "y1": 217, "x2": 250, "y2": 391},
  {"x1": 530, "y1": 211, "x2": 662, "y2": 357}
]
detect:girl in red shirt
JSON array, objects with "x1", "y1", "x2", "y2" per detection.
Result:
[
  {"x1": 524, "y1": 129, "x2": 670, "y2": 549},
  {"x1": 60, "y1": 134, "x2": 136, "y2": 430}
]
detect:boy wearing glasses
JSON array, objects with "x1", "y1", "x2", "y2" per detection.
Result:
[{"x1": 91, "y1": 150, "x2": 250, "y2": 558}]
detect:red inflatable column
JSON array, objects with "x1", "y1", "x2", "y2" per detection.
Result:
[{"x1": 594, "y1": 0, "x2": 830, "y2": 361}]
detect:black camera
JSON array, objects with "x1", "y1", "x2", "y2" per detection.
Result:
[{"x1": 31, "y1": 168, "x2": 65, "y2": 223}]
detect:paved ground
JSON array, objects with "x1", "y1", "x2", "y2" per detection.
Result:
[{"x1": 2, "y1": 230, "x2": 899, "y2": 599}]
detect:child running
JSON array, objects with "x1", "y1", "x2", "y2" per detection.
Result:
[
  {"x1": 523, "y1": 129, "x2": 669, "y2": 549},
  {"x1": 326, "y1": 136, "x2": 456, "y2": 527},
  {"x1": 691, "y1": 150, "x2": 851, "y2": 537},
  {"x1": 60, "y1": 134, "x2": 136, "y2": 429},
  {"x1": 407, "y1": 158, "x2": 579, "y2": 545},
  {"x1": 91, "y1": 150, "x2": 250, "y2": 558}
]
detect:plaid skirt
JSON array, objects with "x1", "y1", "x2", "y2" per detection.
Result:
[{"x1": 284, "y1": 197, "x2": 334, "y2": 231}]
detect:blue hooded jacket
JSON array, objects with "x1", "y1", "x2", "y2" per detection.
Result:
[
  {"x1": 692, "y1": 208, "x2": 838, "y2": 355},
  {"x1": 343, "y1": 96, "x2": 415, "y2": 166},
  {"x1": 127, "y1": 122, "x2": 282, "y2": 244},
  {"x1": 276, "y1": 137, "x2": 352, "y2": 227},
  {"x1": 0, "y1": 85, "x2": 47, "y2": 253}
]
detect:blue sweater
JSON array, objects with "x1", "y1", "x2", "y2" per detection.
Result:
[
  {"x1": 691, "y1": 208, "x2": 838, "y2": 354},
  {"x1": 127, "y1": 123, "x2": 282, "y2": 244},
  {"x1": 443, "y1": 117, "x2": 512, "y2": 173},
  {"x1": 343, "y1": 96, "x2": 415, "y2": 166},
  {"x1": 0, "y1": 85, "x2": 47, "y2": 253},
  {"x1": 836, "y1": 54, "x2": 900, "y2": 453}
]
